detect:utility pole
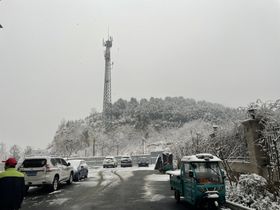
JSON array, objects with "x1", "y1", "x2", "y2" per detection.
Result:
[{"x1": 92, "y1": 137, "x2": 96, "y2": 156}]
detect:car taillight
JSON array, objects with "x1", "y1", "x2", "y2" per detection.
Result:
[{"x1": 45, "y1": 164, "x2": 52, "y2": 172}]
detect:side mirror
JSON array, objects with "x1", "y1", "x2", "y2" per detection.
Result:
[
  {"x1": 189, "y1": 170, "x2": 194, "y2": 178},
  {"x1": 67, "y1": 162, "x2": 71, "y2": 166},
  {"x1": 81, "y1": 166, "x2": 84, "y2": 169},
  {"x1": 176, "y1": 175, "x2": 181, "y2": 180}
]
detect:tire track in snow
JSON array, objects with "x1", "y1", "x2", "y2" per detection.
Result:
[
  {"x1": 112, "y1": 170, "x2": 124, "y2": 182},
  {"x1": 97, "y1": 170, "x2": 105, "y2": 187}
]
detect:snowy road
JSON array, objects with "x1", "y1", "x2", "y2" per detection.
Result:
[{"x1": 21, "y1": 166, "x2": 231, "y2": 210}]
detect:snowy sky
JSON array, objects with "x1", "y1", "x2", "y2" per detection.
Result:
[{"x1": 0, "y1": 0, "x2": 280, "y2": 149}]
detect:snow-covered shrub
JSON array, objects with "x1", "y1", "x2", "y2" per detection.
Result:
[
  {"x1": 238, "y1": 174, "x2": 267, "y2": 195},
  {"x1": 226, "y1": 174, "x2": 280, "y2": 210}
]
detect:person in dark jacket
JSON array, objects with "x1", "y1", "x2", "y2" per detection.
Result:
[{"x1": 0, "y1": 157, "x2": 25, "y2": 210}]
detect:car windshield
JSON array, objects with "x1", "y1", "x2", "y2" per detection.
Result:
[
  {"x1": 68, "y1": 160, "x2": 81, "y2": 170},
  {"x1": 22, "y1": 159, "x2": 47, "y2": 168},
  {"x1": 191, "y1": 162, "x2": 223, "y2": 184}
]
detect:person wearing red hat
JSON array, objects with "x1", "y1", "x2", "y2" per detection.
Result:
[{"x1": 0, "y1": 157, "x2": 25, "y2": 210}]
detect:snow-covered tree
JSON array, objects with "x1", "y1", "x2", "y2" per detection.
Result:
[
  {"x1": 0, "y1": 142, "x2": 8, "y2": 161},
  {"x1": 51, "y1": 120, "x2": 90, "y2": 157},
  {"x1": 23, "y1": 146, "x2": 32, "y2": 157},
  {"x1": 9, "y1": 144, "x2": 21, "y2": 160}
]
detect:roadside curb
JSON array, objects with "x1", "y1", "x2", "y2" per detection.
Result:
[{"x1": 226, "y1": 200, "x2": 256, "y2": 210}]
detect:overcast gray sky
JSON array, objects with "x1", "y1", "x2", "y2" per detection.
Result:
[{"x1": 0, "y1": 0, "x2": 280, "y2": 149}]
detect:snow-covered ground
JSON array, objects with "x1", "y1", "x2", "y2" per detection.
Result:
[
  {"x1": 72, "y1": 165, "x2": 156, "y2": 190},
  {"x1": 143, "y1": 173, "x2": 171, "y2": 202},
  {"x1": 19, "y1": 164, "x2": 280, "y2": 210}
]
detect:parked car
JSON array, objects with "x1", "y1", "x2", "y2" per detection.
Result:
[
  {"x1": 103, "y1": 156, "x2": 118, "y2": 168},
  {"x1": 18, "y1": 156, "x2": 74, "y2": 192},
  {"x1": 138, "y1": 157, "x2": 149, "y2": 167},
  {"x1": 120, "y1": 156, "x2": 132, "y2": 167},
  {"x1": 67, "y1": 159, "x2": 88, "y2": 181}
]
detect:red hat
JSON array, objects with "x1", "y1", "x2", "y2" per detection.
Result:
[{"x1": 2, "y1": 157, "x2": 17, "y2": 166}]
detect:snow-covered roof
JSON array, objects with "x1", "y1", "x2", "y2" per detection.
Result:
[{"x1": 181, "y1": 153, "x2": 221, "y2": 162}]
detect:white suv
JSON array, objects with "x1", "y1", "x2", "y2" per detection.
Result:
[
  {"x1": 19, "y1": 156, "x2": 74, "y2": 192},
  {"x1": 103, "y1": 156, "x2": 118, "y2": 168}
]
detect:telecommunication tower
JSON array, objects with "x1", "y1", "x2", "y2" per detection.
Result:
[{"x1": 102, "y1": 36, "x2": 113, "y2": 121}]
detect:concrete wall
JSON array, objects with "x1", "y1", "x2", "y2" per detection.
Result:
[
  {"x1": 229, "y1": 119, "x2": 271, "y2": 180},
  {"x1": 227, "y1": 161, "x2": 258, "y2": 174}
]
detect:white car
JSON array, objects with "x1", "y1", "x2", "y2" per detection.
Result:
[
  {"x1": 103, "y1": 156, "x2": 118, "y2": 168},
  {"x1": 18, "y1": 156, "x2": 74, "y2": 192}
]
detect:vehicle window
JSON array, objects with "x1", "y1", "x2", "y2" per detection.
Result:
[
  {"x1": 51, "y1": 158, "x2": 58, "y2": 166},
  {"x1": 184, "y1": 163, "x2": 191, "y2": 179},
  {"x1": 55, "y1": 158, "x2": 62, "y2": 165},
  {"x1": 22, "y1": 159, "x2": 47, "y2": 168},
  {"x1": 192, "y1": 162, "x2": 222, "y2": 184},
  {"x1": 184, "y1": 163, "x2": 190, "y2": 172},
  {"x1": 61, "y1": 159, "x2": 68, "y2": 166}
]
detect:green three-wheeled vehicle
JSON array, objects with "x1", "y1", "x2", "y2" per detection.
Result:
[{"x1": 168, "y1": 153, "x2": 226, "y2": 209}]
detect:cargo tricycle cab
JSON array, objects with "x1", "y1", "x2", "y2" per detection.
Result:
[
  {"x1": 179, "y1": 154, "x2": 226, "y2": 209},
  {"x1": 155, "y1": 152, "x2": 173, "y2": 173}
]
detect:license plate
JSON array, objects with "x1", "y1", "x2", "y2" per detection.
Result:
[{"x1": 26, "y1": 171, "x2": 37, "y2": 176}]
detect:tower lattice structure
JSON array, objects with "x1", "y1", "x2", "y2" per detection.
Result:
[{"x1": 102, "y1": 36, "x2": 113, "y2": 121}]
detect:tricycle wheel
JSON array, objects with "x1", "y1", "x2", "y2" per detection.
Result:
[
  {"x1": 206, "y1": 200, "x2": 220, "y2": 210},
  {"x1": 174, "y1": 190, "x2": 180, "y2": 203}
]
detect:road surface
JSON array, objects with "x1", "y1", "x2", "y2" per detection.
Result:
[{"x1": 21, "y1": 166, "x2": 230, "y2": 210}]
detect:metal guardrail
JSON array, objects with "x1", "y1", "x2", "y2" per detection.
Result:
[{"x1": 226, "y1": 201, "x2": 255, "y2": 210}]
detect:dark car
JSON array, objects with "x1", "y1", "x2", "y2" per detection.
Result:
[
  {"x1": 67, "y1": 159, "x2": 88, "y2": 181},
  {"x1": 120, "y1": 156, "x2": 132, "y2": 167},
  {"x1": 138, "y1": 157, "x2": 149, "y2": 167}
]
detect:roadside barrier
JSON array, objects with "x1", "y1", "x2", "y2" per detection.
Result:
[{"x1": 225, "y1": 200, "x2": 256, "y2": 210}]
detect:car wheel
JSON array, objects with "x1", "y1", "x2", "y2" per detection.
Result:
[
  {"x1": 24, "y1": 185, "x2": 29, "y2": 195},
  {"x1": 67, "y1": 172, "x2": 73, "y2": 184},
  {"x1": 85, "y1": 172, "x2": 88, "y2": 179},
  {"x1": 75, "y1": 173, "x2": 80, "y2": 181},
  {"x1": 175, "y1": 190, "x2": 180, "y2": 203},
  {"x1": 51, "y1": 176, "x2": 59, "y2": 191}
]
